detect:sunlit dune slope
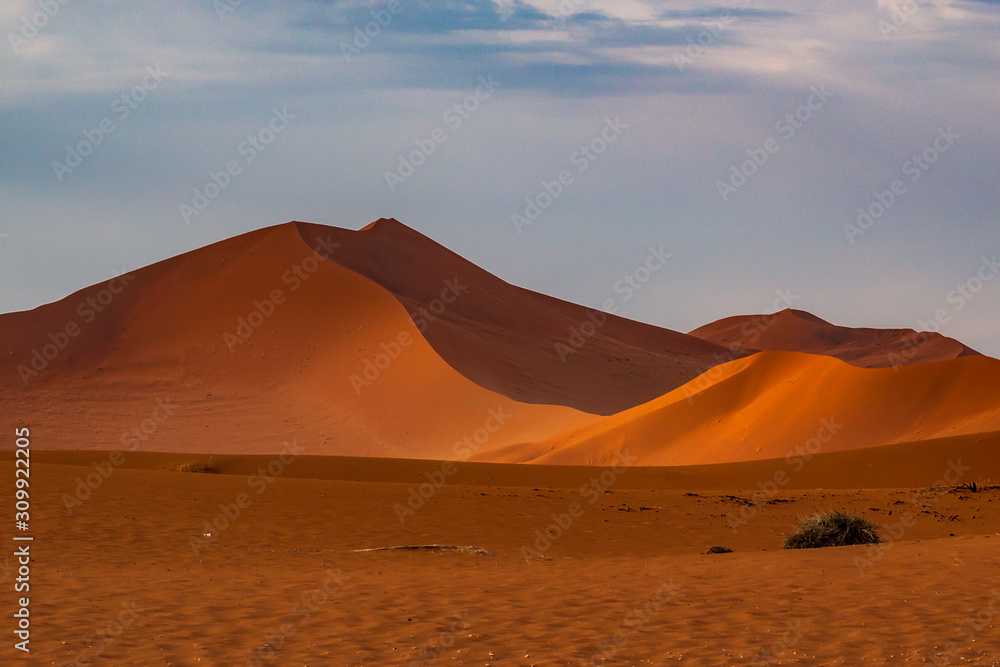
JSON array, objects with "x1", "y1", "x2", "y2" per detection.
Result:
[{"x1": 483, "y1": 351, "x2": 1000, "y2": 466}]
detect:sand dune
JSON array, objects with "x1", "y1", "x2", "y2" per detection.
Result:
[
  {"x1": 296, "y1": 219, "x2": 735, "y2": 414},
  {"x1": 690, "y1": 307, "x2": 979, "y2": 368},
  {"x1": 487, "y1": 351, "x2": 1000, "y2": 466},
  {"x1": 1, "y1": 222, "x2": 597, "y2": 458},
  {"x1": 2, "y1": 219, "x2": 997, "y2": 468}
]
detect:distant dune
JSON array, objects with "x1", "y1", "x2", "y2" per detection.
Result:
[
  {"x1": 2, "y1": 218, "x2": 997, "y2": 467},
  {"x1": 690, "y1": 308, "x2": 979, "y2": 368}
]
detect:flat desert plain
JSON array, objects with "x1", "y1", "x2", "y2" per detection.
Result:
[{"x1": 2, "y1": 451, "x2": 1000, "y2": 665}]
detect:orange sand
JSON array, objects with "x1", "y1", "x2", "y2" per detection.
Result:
[{"x1": 2, "y1": 455, "x2": 999, "y2": 664}]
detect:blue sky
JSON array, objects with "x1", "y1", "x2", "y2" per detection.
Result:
[{"x1": 2, "y1": 0, "x2": 999, "y2": 355}]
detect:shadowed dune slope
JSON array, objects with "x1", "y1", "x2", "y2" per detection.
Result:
[
  {"x1": 295, "y1": 219, "x2": 736, "y2": 414},
  {"x1": 483, "y1": 351, "x2": 1000, "y2": 466},
  {"x1": 690, "y1": 308, "x2": 980, "y2": 368}
]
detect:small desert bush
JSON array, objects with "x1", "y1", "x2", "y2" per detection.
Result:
[
  {"x1": 782, "y1": 510, "x2": 880, "y2": 549},
  {"x1": 705, "y1": 545, "x2": 734, "y2": 554},
  {"x1": 174, "y1": 463, "x2": 212, "y2": 473}
]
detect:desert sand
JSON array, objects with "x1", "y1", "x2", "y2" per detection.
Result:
[
  {"x1": 2, "y1": 218, "x2": 999, "y2": 664},
  {"x1": 2, "y1": 453, "x2": 999, "y2": 665}
]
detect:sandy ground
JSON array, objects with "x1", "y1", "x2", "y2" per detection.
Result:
[{"x1": 3, "y1": 456, "x2": 999, "y2": 665}]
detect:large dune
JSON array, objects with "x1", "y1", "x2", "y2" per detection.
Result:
[
  {"x1": 295, "y1": 219, "x2": 735, "y2": 414},
  {"x1": 1, "y1": 222, "x2": 598, "y2": 458}
]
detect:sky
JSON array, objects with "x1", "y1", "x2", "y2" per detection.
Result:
[{"x1": 2, "y1": 0, "x2": 999, "y2": 356}]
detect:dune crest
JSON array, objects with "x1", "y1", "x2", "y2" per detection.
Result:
[
  {"x1": 491, "y1": 351, "x2": 1000, "y2": 466},
  {"x1": 690, "y1": 307, "x2": 979, "y2": 368}
]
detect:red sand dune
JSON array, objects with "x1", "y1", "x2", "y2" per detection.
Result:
[
  {"x1": 484, "y1": 351, "x2": 1000, "y2": 465},
  {"x1": 2, "y1": 219, "x2": 997, "y2": 467},
  {"x1": 295, "y1": 219, "x2": 735, "y2": 414},
  {"x1": 690, "y1": 307, "x2": 979, "y2": 368},
  {"x1": 0, "y1": 222, "x2": 597, "y2": 458}
]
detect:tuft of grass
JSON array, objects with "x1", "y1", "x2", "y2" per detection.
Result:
[
  {"x1": 705, "y1": 545, "x2": 734, "y2": 554},
  {"x1": 947, "y1": 480, "x2": 998, "y2": 495},
  {"x1": 783, "y1": 510, "x2": 881, "y2": 549},
  {"x1": 174, "y1": 463, "x2": 213, "y2": 473}
]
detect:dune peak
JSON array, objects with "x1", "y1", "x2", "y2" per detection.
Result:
[
  {"x1": 359, "y1": 217, "x2": 406, "y2": 232},
  {"x1": 778, "y1": 308, "x2": 832, "y2": 325}
]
